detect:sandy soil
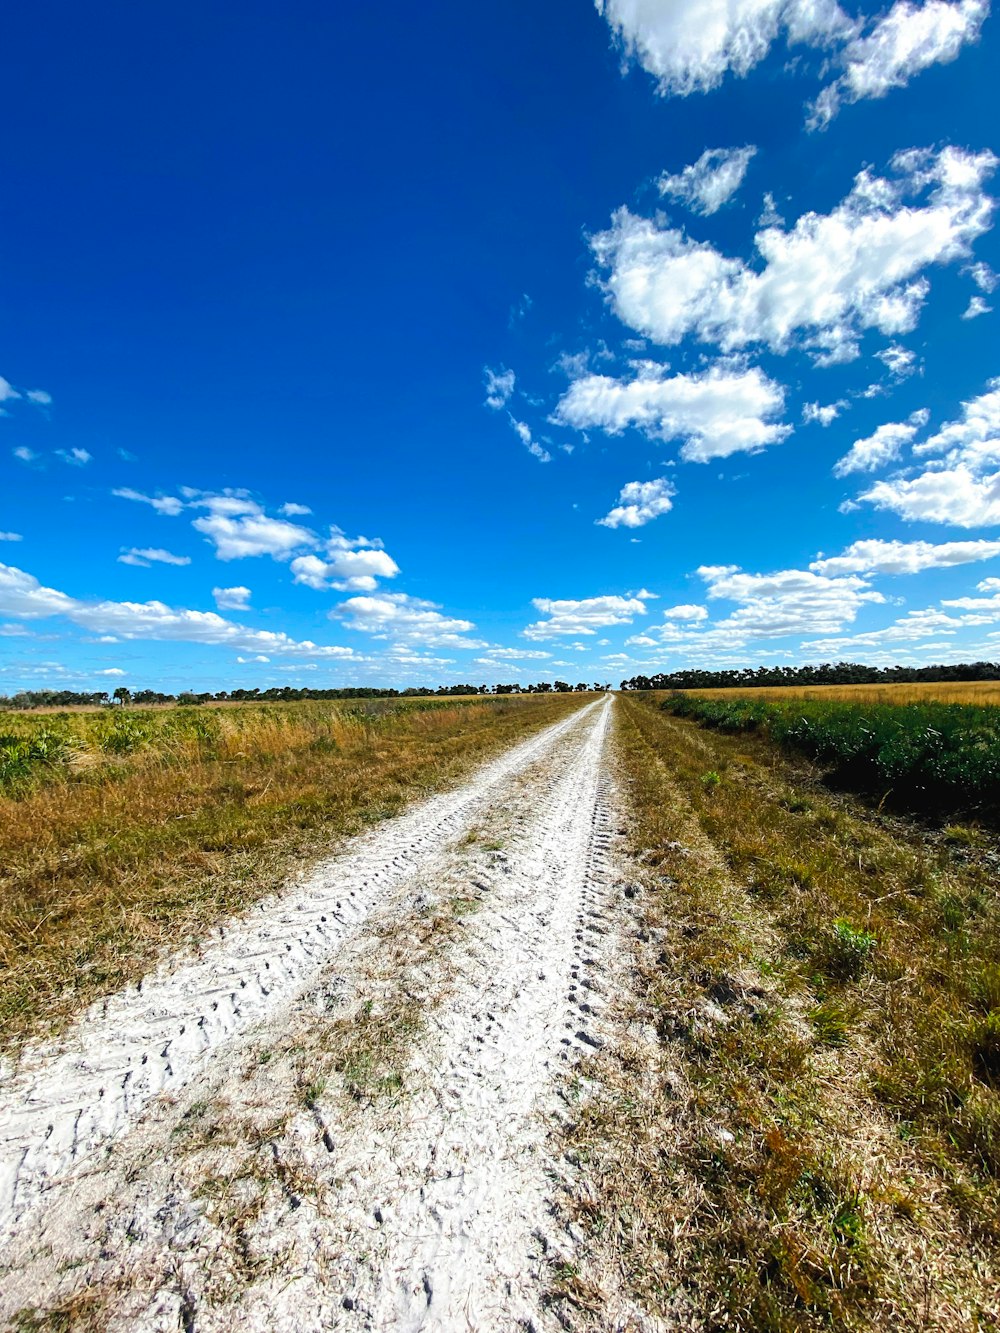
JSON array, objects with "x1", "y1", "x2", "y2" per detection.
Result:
[{"x1": 0, "y1": 695, "x2": 635, "y2": 1331}]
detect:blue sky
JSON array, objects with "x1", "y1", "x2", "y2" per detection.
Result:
[{"x1": 2, "y1": 0, "x2": 999, "y2": 692}]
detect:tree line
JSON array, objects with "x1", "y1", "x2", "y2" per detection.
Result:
[
  {"x1": 618, "y1": 661, "x2": 1000, "y2": 692},
  {"x1": 0, "y1": 681, "x2": 613, "y2": 711}
]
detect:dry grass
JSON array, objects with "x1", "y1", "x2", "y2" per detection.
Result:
[
  {"x1": 687, "y1": 679, "x2": 1000, "y2": 706},
  {"x1": 549, "y1": 695, "x2": 1000, "y2": 1330},
  {"x1": 0, "y1": 694, "x2": 585, "y2": 1051}
]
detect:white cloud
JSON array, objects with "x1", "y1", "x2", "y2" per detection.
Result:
[
  {"x1": 556, "y1": 361, "x2": 789, "y2": 461},
  {"x1": 803, "y1": 400, "x2": 847, "y2": 426},
  {"x1": 962, "y1": 295, "x2": 992, "y2": 319},
  {"x1": 26, "y1": 389, "x2": 52, "y2": 406},
  {"x1": 192, "y1": 506, "x2": 313, "y2": 561},
  {"x1": 236, "y1": 655, "x2": 270, "y2": 664},
  {"x1": 658, "y1": 146, "x2": 756, "y2": 215},
  {"x1": 811, "y1": 537, "x2": 1000, "y2": 575},
  {"x1": 213, "y1": 585, "x2": 252, "y2": 610},
  {"x1": 858, "y1": 375, "x2": 1000, "y2": 526},
  {"x1": 113, "y1": 487, "x2": 186, "y2": 517},
  {"x1": 95, "y1": 668, "x2": 127, "y2": 677},
  {"x1": 334, "y1": 592, "x2": 486, "y2": 649},
  {"x1": 115, "y1": 487, "x2": 400, "y2": 588},
  {"x1": 810, "y1": 0, "x2": 988, "y2": 128},
  {"x1": 968, "y1": 261, "x2": 998, "y2": 292},
  {"x1": 0, "y1": 562, "x2": 359, "y2": 660},
  {"x1": 661, "y1": 603, "x2": 709, "y2": 620},
  {"x1": 597, "y1": 477, "x2": 675, "y2": 528},
  {"x1": 13, "y1": 447, "x2": 38, "y2": 463},
  {"x1": 0, "y1": 531, "x2": 22, "y2": 542},
  {"x1": 696, "y1": 563, "x2": 885, "y2": 637},
  {"x1": 484, "y1": 366, "x2": 516, "y2": 410},
  {"x1": 56, "y1": 447, "x2": 90, "y2": 466},
  {"x1": 118, "y1": 547, "x2": 192, "y2": 568},
  {"x1": 0, "y1": 378, "x2": 21, "y2": 404},
  {"x1": 833, "y1": 416, "x2": 923, "y2": 475},
  {"x1": 875, "y1": 343, "x2": 917, "y2": 377},
  {"x1": 509, "y1": 415, "x2": 552, "y2": 463},
  {"x1": 523, "y1": 594, "x2": 649, "y2": 639},
  {"x1": 486, "y1": 648, "x2": 554, "y2": 661},
  {"x1": 596, "y1": 0, "x2": 855, "y2": 97},
  {"x1": 758, "y1": 192, "x2": 785, "y2": 227},
  {"x1": 290, "y1": 531, "x2": 400, "y2": 592},
  {"x1": 591, "y1": 147, "x2": 996, "y2": 364}
]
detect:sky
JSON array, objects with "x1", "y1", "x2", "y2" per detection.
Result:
[{"x1": 2, "y1": 0, "x2": 999, "y2": 693}]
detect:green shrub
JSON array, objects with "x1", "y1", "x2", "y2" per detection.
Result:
[{"x1": 662, "y1": 693, "x2": 1000, "y2": 813}]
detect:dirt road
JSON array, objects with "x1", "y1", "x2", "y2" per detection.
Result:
[{"x1": 0, "y1": 694, "x2": 629, "y2": 1329}]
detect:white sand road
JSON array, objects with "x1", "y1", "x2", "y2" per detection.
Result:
[{"x1": 0, "y1": 695, "x2": 642, "y2": 1329}]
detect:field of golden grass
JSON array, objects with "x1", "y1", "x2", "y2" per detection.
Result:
[
  {"x1": 569, "y1": 694, "x2": 1000, "y2": 1329},
  {"x1": 0, "y1": 694, "x2": 587, "y2": 1050},
  {"x1": 687, "y1": 678, "x2": 1000, "y2": 705}
]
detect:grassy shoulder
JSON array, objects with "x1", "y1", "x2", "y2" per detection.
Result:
[
  {"x1": 552, "y1": 693, "x2": 1000, "y2": 1330},
  {"x1": 0, "y1": 693, "x2": 588, "y2": 1052}
]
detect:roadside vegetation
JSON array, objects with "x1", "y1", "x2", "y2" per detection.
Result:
[
  {"x1": 0, "y1": 693, "x2": 587, "y2": 1051},
  {"x1": 556, "y1": 693, "x2": 1000, "y2": 1330},
  {"x1": 662, "y1": 690, "x2": 1000, "y2": 815}
]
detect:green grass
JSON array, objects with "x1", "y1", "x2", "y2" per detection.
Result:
[{"x1": 660, "y1": 690, "x2": 1000, "y2": 813}]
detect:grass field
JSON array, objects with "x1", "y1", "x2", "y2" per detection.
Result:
[
  {"x1": 685, "y1": 679, "x2": 1000, "y2": 705},
  {"x1": 576, "y1": 694, "x2": 1000, "y2": 1328},
  {"x1": 0, "y1": 693, "x2": 588, "y2": 1051}
]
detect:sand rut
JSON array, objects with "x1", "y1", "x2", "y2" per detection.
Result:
[{"x1": 0, "y1": 697, "x2": 622, "y2": 1331}]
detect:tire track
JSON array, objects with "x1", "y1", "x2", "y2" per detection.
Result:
[
  {"x1": 305, "y1": 693, "x2": 617, "y2": 1329},
  {"x1": 0, "y1": 699, "x2": 602, "y2": 1238}
]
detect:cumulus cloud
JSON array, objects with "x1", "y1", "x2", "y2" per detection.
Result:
[
  {"x1": 114, "y1": 486, "x2": 401, "y2": 588},
  {"x1": 590, "y1": 147, "x2": 996, "y2": 364},
  {"x1": 483, "y1": 647, "x2": 553, "y2": 660},
  {"x1": 523, "y1": 594, "x2": 649, "y2": 639},
  {"x1": 484, "y1": 366, "x2": 516, "y2": 410},
  {"x1": 0, "y1": 562, "x2": 359, "y2": 660},
  {"x1": 696, "y1": 563, "x2": 885, "y2": 637},
  {"x1": 876, "y1": 343, "x2": 918, "y2": 377},
  {"x1": 118, "y1": 547, "x2": 191, "y2": 568},
  {"x1": 658, "y1": 146, "x2": 757, "y2": 215},
  {"x1": 191, "y1": 503, "x2": 313, "y2": 561},
  {"x1": 597, "y1": 477, "x2": 675, "y2": 528},
  {"x1": 803, "y1": 400, "x2": 847, "y2": 426},
  {"x1": 810, "y1": 0, "x2": 988, "y2": 128},
  {"x1": 811, "y1": 537, "x2": 1000, "y2": 575},
  {"x1": 291, "y1": 531, "x2": 400, "y2": 592},
  {"x1": 857, "y1": 375, "x2": 1000, "y2": 526},
  {"x1": 334, "y1": 592, "x2": 486, "y2": 649},
  {"x1": 962, "y1": 294, "x2": 993, "y2": 318},
  {"x1": 213, "y1": 585, "x2": 252, "y2": 610},
  {"x1": 556, "y1": 361, "x2": 789, "y2": 461},
  {"x1": 833, "y1": 413, "x2": 927, "y2": 476},
  {"x1": 596, "y1": 0, "x2": 855, "y2": 97},
  {"x1": 661, "y1": 603, "x2": 709, "y2": 620}
]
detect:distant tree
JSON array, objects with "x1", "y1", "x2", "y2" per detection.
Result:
[
  {"x1": 112, "y1": 686, "x2": 132, "y2": 707},
  {"x1": 575, "y1": 682, "x2": 588, "y2": 691}
]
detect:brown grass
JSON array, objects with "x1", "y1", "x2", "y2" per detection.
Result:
[
  {"x1": 0, "y1": 694, "x2": 586, "y2": 1051},
  {"x1": 548, "y1": 694, "x2": 1000, "y2": 1330},
  {"x1": 686, "y1": 679, "x2": 1000, "y2": 706}
]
